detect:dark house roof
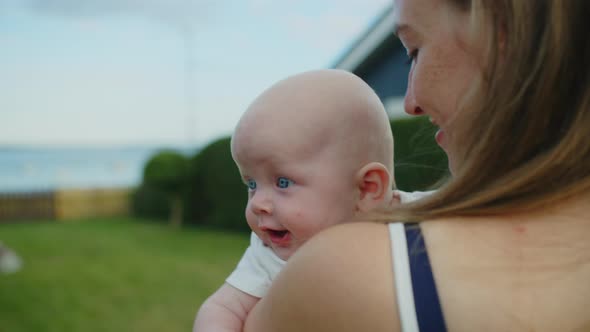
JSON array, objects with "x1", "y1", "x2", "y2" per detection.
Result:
[
  {"x1": 332, "y1": 5, "x2": 403, "y2": 76},
  {"x1": 332, "y1": 5, "x2": 409, "y2": 118}
]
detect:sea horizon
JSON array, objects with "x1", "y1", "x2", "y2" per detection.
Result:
[{"x1": 0, "y1": 144, "x2": 201, "y2": 193}]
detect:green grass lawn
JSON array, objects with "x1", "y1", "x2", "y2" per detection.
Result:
[{"x1": 0, "y1": 218, "x2": 249, "y2": 332}]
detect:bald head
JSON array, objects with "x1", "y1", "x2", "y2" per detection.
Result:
[{"x1": 232, "y1": 69, "x2": 394, "y2": 179}]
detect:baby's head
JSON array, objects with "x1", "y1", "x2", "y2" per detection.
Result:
[{"x1": 231, "y1": 69, "x2": 395, "y2": 260}]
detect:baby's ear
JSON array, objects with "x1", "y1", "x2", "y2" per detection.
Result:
[{"x1": 355, "y1": 162, "x2": 392, "y2": 213}]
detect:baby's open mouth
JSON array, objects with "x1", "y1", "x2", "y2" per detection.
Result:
[
  {"x1": 268, "y1": 229, "x2": 288, "y2": 238},
  {"x1": 266, "y1": 229, "x2": 290, "y2": 244}
]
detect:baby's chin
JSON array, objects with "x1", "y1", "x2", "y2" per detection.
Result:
[{"x1": 270, "y1": 245, "x2": 296, "y2": 261}]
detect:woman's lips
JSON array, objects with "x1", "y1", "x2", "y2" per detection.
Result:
[{"x1": 430, "y1": 118, "x2": 446, "y2": 148}]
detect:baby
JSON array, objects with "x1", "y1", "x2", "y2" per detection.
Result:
[{"x1": 194, "y1": 69, "x2": 429, "y2": 331}]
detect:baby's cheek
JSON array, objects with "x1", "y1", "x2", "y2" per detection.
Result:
[{"x1": 245, "y1": 208, "x2": 258, "y2": 230}]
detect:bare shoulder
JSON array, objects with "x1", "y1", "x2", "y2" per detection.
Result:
[{"x1": 244, "y1": 222, "x2": 400, "y2": 332}]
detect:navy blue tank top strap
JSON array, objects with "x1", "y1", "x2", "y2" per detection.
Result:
[{"x1": 404, "y1": 223, "x2": 447, "y2": 332}]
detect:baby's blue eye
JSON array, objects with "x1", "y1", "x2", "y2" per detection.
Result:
[
  {"x1": 246, "y1": 179, "x2": 257, "y2": 190},
  {"x1": 276, "y1": 177, "x2": 294, "y2": 189}
]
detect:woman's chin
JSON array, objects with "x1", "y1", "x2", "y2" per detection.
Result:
[
  {"x1": 435, "y1": 129, "x2": 445, "y2": 148},
  {"x1": 435, "y1": 129, "x2": 457, "y2": 175},
  {"x1": 448, "y1": 158, "x2": 457, "y2": 176}
]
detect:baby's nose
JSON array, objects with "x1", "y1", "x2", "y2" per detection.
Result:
[{"x1": 249, "y1": 190, "x2": 272, "y2": 215}]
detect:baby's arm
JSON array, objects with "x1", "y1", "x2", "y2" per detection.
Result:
[
  {"x1": 195, "y1": 232, "x2": 283, "y2": 331},
  {"x1": 193, "y1": 282, "x2": 259, "y2": 332}
]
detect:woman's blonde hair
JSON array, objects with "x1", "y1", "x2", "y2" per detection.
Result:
[{"x1": 390, "y1": 0, "x2": 590, "y2": 221}]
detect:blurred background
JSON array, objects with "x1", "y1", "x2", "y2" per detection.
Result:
[{"x1": 0, "y1": 1, "x2": 448, "y2": 331}]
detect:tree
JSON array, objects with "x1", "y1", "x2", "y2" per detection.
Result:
[
  {"x1": 185, "y1": 137, "x2": 248, "y2": 231},
  {"x1": 143, "y1": 150, "x2": 189, "y2": 228}
]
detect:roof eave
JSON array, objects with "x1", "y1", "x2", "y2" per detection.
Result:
[{"x1": 332, "y1": 6, "x2": 399, "y2": 73}]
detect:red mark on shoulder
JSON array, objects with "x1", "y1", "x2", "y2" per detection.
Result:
[{"x1": 514, "y1": 225, "x2": 526, "y2": 234}]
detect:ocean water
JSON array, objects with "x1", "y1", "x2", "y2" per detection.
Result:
[{"x1": 0, "y1": 146, "x2": 196, "y2": 193}]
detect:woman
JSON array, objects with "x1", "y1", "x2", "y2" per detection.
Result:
[{"x1": 243, "y1": 0, "x2": 590, "y2": 331}]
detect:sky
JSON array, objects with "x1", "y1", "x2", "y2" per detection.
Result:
[{"x1": 0, "y1": 0, "x2": 391, "y2": 148}]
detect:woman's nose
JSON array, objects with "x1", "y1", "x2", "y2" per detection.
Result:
[
  {"x1": 403, "y1": 89, "x2": 425, "y2": 116},
  {"x1": 404, "y1": 69, "x2": 425, "y2": 116}
]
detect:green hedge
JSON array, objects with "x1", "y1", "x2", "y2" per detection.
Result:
[
  {"x1": 391, "y1": 116, "x2": 449, "y2": 191},
  {"x1": 131, "y1": 184, "x2": 170, "y2": 220},
  {"x1": 184, "y1": 137, "x2": 249, "y2": 231},
  {"x1": 132, "y1": 116, "x2": 448, "y2": 230}
]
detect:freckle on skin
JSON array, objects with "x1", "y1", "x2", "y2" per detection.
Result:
[{"x1": 514, "y1": 225, "x2": 526, "y2": 234}]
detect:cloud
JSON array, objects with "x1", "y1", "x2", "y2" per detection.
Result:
[{"x1": 5, "y1": 0, "x2": 218, "y2": 29}]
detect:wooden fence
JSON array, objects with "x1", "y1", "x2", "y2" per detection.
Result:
[
  {"x1": 0, "y1": 188, "x2": 132, "y2": 222},
  {"x1": 0, "y1": 191, "x2": 55, "y2": 222}
]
